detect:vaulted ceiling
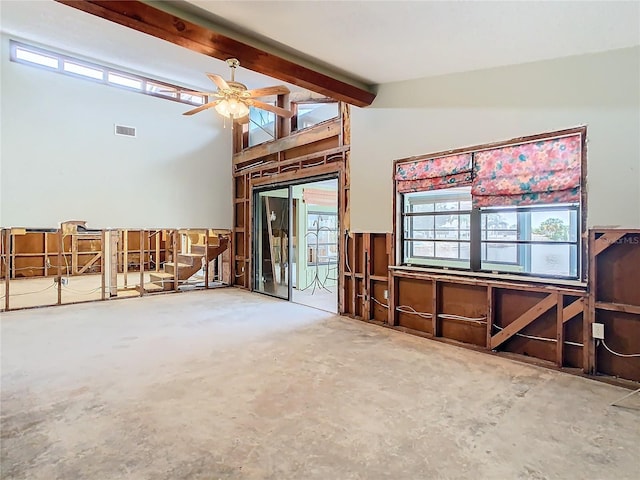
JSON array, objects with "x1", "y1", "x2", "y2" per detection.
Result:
[{"x1": 2, "y1": 1, "x2": 639, "y2": 104}]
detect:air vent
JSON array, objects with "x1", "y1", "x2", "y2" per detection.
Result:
[{"x1": 114, "y1": 124, "x2": 136, "y2": 137}]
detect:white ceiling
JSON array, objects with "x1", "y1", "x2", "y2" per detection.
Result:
[
  {"x1": 184, "y1": 0, "x2": 640, "y2": 84},
  {"x1": 1, "y1": 0, "x2": 639, "y2": 93}
]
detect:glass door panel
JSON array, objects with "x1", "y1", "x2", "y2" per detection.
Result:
[{"x1": 254, "y1": 187, "x2": 290, "y2": 299}]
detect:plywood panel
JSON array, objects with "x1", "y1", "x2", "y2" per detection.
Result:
[
  {"x1": 595, "y1": 310, "x2": 640, "y2": 382},
  {"x1": 397, "y1": 277, "x2": 432, "y2": 333},
  {"x1": 440, "y1": 283, "x2": 487, "y2": 346},
  {"x1": 371, "y1": 234, "x2": 389, "y2": 277},
  {"x1": 495, "y1": 289, "x2": 557, "y2": 363},
  {"x1": 596, "y1": 234, "x2": 640, "y2": 307},
  {"x1": 371, "y1": 280, "x2": 388, "y2": 322}
]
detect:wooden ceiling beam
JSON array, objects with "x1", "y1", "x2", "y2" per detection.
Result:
[{"x1": 54, "y1": 0, "x2": 377, "y2": 107}]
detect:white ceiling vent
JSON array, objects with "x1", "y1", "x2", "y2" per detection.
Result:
[{"x1": 114, "y1": 124, "x2": 136, "y2": 137}]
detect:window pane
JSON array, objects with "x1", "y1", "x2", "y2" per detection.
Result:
[
  {"x1": 412, "y1": 215, "x2": 434, "y2": 230},
  {"x1": 530, "y1": 244, "x2": 578, "y2": 277},
  {"x1": 435, "y1": 242, "x2": 462, "y2": 259},
  {"x1": 296, "y1": 101, "x2": 338, "y2": 130},
  {"x1": 63, "y1": 61, "x2": 103, "y2": 80},
  {"x1": 409, "y1": 202, "x2": 435, "y2": 213},
  {"x1": 108, "y1": 72, "x2": 142, "y2": 90},
  {"x1": 248, "y1": 106, "x2": 276, "y2": 147},
  {"x1": 482, "y1": 243, "x2": 518, "y2": 263},
  {"x1": 531, "y1": 210, "x2": 571, "y2": 242},
  {"x1": 408, "y1": 241, "x2": 434, "y2": 258},
  {"x1": 146, "y1": 82, "x2": 177, "y2": 97},
  {"x1": 180, "y1": 93, "x2": 204, "y2": 104},
  {"x1": 15, "y1": 48, "x2": 58, "y2": 69}
]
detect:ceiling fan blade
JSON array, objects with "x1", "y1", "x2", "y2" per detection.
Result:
[
  {"x1": 235, "y1": 115, "x2": 250, "y2": 125},
  {"x1": 207, "y1": 73, "x2": 230, "y2": 91},
  {"x1": 251, "y1": 100, "x2": 294, "y2": 118},
  {"x1": 247, "y1": 85, "x2": 290, "y2": 98},
  {"x1": 183, "y1": 100, "x2": 220, "y2": 116}
]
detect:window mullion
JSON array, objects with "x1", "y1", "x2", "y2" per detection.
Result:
[{"x1": 470, "y1": 207, "x2": 481, "y2": 271}]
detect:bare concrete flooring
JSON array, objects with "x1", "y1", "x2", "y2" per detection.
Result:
[{"x1": 1, "y1": 289, "x2": 638, "y2": 480}]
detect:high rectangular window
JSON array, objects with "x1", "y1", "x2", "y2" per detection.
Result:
[{"x1": 9, "y1": 40, "x2": 206, "y2": 107}]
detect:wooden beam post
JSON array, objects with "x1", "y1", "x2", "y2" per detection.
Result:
[
  {"x1": 486, "y1": 286, "x2": 494, "y2": 349},
  {"x1": 155, "y1": 231, "x2": 161, "y2": 272},
  {"x1": 204, "y1": 230, "x2": 210, "y2": 289},
  {"x1": 363, "y1": 233, "x2": 371, "y2": 320},
  {"x1": 173, "y1": 230, "x2": 179, "y2": 292},
  {"x1": 431, "y1": 280, "x2": 438, "y2": 337},
  {"x1": 139, "y1": 229, "x2": 145, "y2": 297},
  {"x1": 556, "y1": 293, "x2": 564, "y2": 367},
  {"x1": 5, "y1": 231, "x2": 10, "y2": 311},
  {"x1": 100, "y1": 230, "x2": 106, "y2": 301},
  {"x1": 123, "y1": 230, "x2": 128, "y2": 287},
  {"x1": 57, "y1": 230, "x2": 62, "y2": 305}
]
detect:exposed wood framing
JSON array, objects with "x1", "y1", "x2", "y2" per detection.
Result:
[
  {"x1": 592, "y1": 231, "x2": 627, "y2": 257},
  {"x1": 490, "y1": 294, "x2": 557, "y2": 350},
  {"x1": 563, "y1": 298, "x2": 584, "y2": 323},
  {"x1": 77, "y1": 252, "x2": 102, "y2": 274},
  {"x1": 54, "y1": 1, "x2": 376, "y2": 107},
  {"x1": 234, "y1": 119, "x2": 341, "y2": 167}
]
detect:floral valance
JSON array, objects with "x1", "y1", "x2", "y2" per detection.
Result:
[
  {"x1": 471, "y1": 135, "x2": 581, "y2": 207},
  {"x1": 395, "y1": 153, "x2": 472, "y2": 193}
]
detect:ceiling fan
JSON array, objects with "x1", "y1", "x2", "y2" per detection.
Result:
[{"x1": 183, "y1": 58, "x2": 294, "y2": 121}]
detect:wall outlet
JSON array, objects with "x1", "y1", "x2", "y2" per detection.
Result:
[
  {"x1": 592, "y1": 323, "x2": 605, "y2": 340},
  {"x1": 383, "y1": 289, "x2": 388, "y2": 300},
  {"x1": 61, "y1": 277, "x2": 68, "y2": 286}
]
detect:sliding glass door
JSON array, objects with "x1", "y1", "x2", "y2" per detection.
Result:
[
  {"x1": 253, "y1": 176, "x2": 339, "y2": 312},
  {"x1": 254, "y1": 187, "x2": 290, "y2": 299}
]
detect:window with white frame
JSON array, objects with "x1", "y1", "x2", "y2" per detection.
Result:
[
  {"x1": 398, "y1": 129, "x2": 584, "y2": 280},
  {"x1": 9, "y1": 40, "x2": 206, "y2": 106}
]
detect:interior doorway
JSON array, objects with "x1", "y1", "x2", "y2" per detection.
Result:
[{"x1": 253, "y1": 177, "x2": 339, "y2": 313}]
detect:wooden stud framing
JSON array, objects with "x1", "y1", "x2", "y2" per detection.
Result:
[
  {"x1": 431, "y1": 280, "x2": 439, "y2": 337},
  {"x1": 100, "y1": 230, "x2": 106, "y2": 301},
  {"x1": 5, "y1": 231, "x2": 11, "y2": 310},
  {"x1": 173, "y1": 230, "x2": 179, "y2": 292},
  {"x1": 57, "y1": 230, "x2": 63, "y2": 306},
  {"x1": 139, "y1": 230, "x2": 145, "y2": 296},
  {"x1": 490, "y1": 294, "x2": 557, "y2": 350},
  {"x1": 556, "y1": 293, "x2": 564, "y2": 367},
  {"x1": 486, "y1": 286, "x2": 494, "y2": 348}
]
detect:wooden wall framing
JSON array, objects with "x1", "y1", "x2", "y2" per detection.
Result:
[
  {"x1": 343, "y1": 229, "x2": 639, "y2": 385},
  {"x1": 1, "y1": 227, "x2": 232, "y2": 312},
  {"x1": 231, "y1": 103, "x2": 351, "y2": 312}
]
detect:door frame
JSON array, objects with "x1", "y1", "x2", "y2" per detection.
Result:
[{"x1": 249, "y1": 164, "x2": 344, "y2": 309}]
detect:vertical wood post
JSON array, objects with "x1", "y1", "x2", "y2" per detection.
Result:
[
  {"x1": 556, "y1": 293, "x2": 564, "y2": 367},
  {"x1": 388, "y1": 273, "x2": 396, "y2": 326},
  {"x1": 155, "y1": 231, "x2": 160, "y2": 272},
  {"x1": 363, "y1": 233, "x2": 371, "y2": 320},
  {"x1": 486, "y1": 286, "x2": 494, "y2": 348},
  {"x1": 139, "y1": 230, "x2": 145, "y2": 297},
  {"x1": 101, "y1": 230, "x2": 106, "y2": 301},
  {"x1": 585, "y1": 230, "x2": 596, "y2": 374},
  {"x1": 123, "y1": 230, "x2": 128, "y2": 288},
  {"x1": 204, "y1": 230, "x2": 210, "y2": 289},
  {"x1": 57, "y1": 230, "x2": 62, "y2": 305},
  {"x1": 173, "y1": 230, "x2": 179, "y2": 292},
  {"x1": 432, "y1": 280, "x2": 439, "y2": 336},
  {"x1": 5, "y1": 231, "x2": 11, "y2": 311}
]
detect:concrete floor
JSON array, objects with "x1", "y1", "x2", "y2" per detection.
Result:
[{"x1": 1, "y1": 289, "x2": 638, "y2": 480}]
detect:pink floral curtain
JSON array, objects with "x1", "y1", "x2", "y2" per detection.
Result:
[
  {"x1": 395, "y1": 153, "x2": 472, "y2": 193},
  {"x1": 471, "y1": 135, "x2": 581, "y2": 207}
]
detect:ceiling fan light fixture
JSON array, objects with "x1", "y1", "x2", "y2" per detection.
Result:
[{"x1": 214, "y1": 97, "x2": 249, "y2": 119}]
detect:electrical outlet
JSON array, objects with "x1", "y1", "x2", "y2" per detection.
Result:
[
  {"x1": 383, "y1": 289, "x2": 388, "y2": 300},
  {"x1": 592, "y1": 322, "x2": 605, "y2": 340},
  {"x1": 61, "y1": 277, "x2": 68, "y2": 286}
]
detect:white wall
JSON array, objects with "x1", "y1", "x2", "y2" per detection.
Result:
[
  {"x1": 0, "y1": 35, "x2": 232, "y2": 229},
  {"x1": 351, "y1": 47, "x2": 640, "y2": 232}
]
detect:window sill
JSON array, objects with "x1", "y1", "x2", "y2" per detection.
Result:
[{"x1": 390, "y1": 265, "x2": 587, "y2": 290}]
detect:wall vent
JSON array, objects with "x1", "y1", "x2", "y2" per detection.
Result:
[{"x1": 114, "y1": 124, "x2": 136, "y2": 137}]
